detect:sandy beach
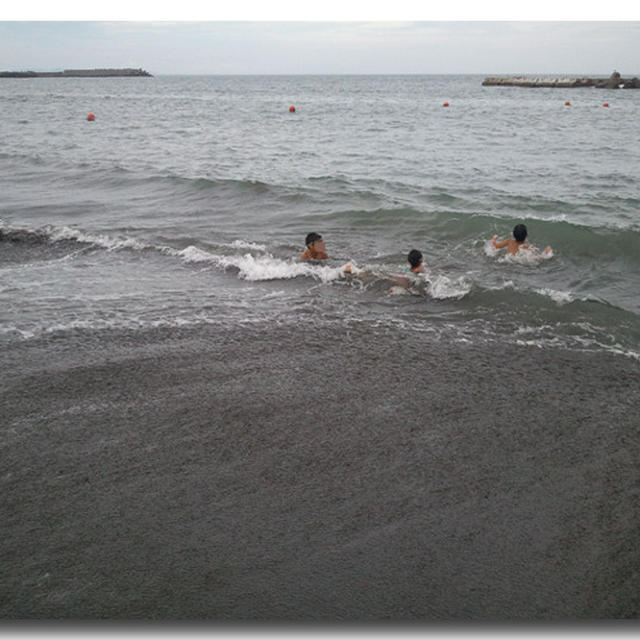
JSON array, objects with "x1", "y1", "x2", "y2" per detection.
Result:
[{"x1": 2, "y1": 323, "x2": 638, "y2": 620}]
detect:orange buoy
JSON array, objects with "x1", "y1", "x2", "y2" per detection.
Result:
[
  {"x1": 564, "y1": 101, "x2": 571, "y2": 106},
  {"x1": 289, "y1": 106, "x2": 295, "y2": 113},
  {"x1": 87, "y1": 112, "x2": 95, "y2": 121},
  {"x1": 443, "y1": 102, "x2": 450, "y2": 107},
  {"x1": 603, "y1": 102, "x2": 610, "y2": 107}
]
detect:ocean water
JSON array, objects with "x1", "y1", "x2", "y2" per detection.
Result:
[
  {"x1": 1, "y1": 74, "x2": 639, "y2": 358},
  {"x1": 2, "y1": 75, "x2": 640, "y2": 620}
]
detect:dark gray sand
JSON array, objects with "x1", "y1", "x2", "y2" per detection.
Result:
[{"x1": 1, "y1": 324, "x2": 639, "y2": 620}]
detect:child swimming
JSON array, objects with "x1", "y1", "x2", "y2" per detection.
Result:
[
  {"x1": 406, "y1": 249, "x2": 428, "y2": 274},
  {"x1": 299, "y1": 232, "x2": 329, "y2": 260},
  {"x1": 492, "y1": 224, "x2": 552, "y2": 256}
]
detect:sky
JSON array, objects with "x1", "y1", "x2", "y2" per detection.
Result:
[{"x1": 2, "y1": 4, "x2": 640, "y2": 75}]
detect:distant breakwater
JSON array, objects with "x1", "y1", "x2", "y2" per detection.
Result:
[
  {"x1": 0, "y1": 68, "x2": 152, "y2": 78},
  {"x1": 482, "y1": 70, "x2": 640, "y2": 89}
]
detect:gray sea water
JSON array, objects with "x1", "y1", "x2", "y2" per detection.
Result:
[
  {"x1": 1, "y1": 74, "x2": 639, "y2": 358},
  {"x1": 2, "y1": 75, "x2": 640, "y2": 621}
]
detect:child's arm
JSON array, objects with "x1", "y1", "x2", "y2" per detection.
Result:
[{"x1": 492, "y1": 235, "x2": 509, "y2": 249}]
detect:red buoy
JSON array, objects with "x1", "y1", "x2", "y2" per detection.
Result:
[
  {"x1": 603, "y1": 103, "x2": 610, "y2": 107},
  {"x1": 564, "y1": 101, "x2": 571, "y2": 106},
  {"x1": 289, "y1": 106, "x2": 296, "y2": 113},
  {"x1": 442, "y1": 102, "x2": 450, "y2": 107},
  {"x1": 87, "y1": 112, "x2": 95, "y2": 121}
]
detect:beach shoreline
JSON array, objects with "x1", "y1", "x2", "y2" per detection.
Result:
[{"x1": 2, "y1": 323, "x2": 638, "y2": 620}]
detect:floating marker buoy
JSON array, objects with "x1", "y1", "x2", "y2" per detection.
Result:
[
  {"x1": 289, "y1": 106, "x2": 295, "y2": 113},
  {"x1": 603, "y1": 103, "x2": 609, "y2": 107},
  {"x1": 442, "y1": 102, "x2": 450, "y2": 107},
  {"x1": 564, "y1": 101, "x2": 571, "y2": 106},
  {"x1": 87, "y1": 112, "x2": 95, "y2": 121}
]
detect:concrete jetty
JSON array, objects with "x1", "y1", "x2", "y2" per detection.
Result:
[
  {"x1": 482, "y1": 70, "x2": 640, "y2": 89},
  {"x1": 0, "y1": 68, "x2": 153, "y2": 78}
]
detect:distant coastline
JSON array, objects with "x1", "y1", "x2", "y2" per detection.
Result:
[
  {"x1": 482, "y1": 70, "x2": 640, "y2": 89},
  {"x1": 0, "y1": 68, "x2": 152, "y2": 78}
]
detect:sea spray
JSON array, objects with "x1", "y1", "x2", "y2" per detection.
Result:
[{"x1": 178, "y1": 245, "x2": 348, "y2": 283}]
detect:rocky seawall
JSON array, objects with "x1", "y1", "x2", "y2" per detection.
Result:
[
  {"x1": 483, "y1": 70, "x2": 640, "y2": 89},
  {"x1": 0, "y1": 68, "x2": 152, "y2": 78}
]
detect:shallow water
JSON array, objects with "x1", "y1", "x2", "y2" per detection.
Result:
[{"x1": 1, "y1": 74, "x2": 639, "y2": 358}]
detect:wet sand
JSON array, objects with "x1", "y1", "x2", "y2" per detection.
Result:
[{"x1": 1, "y1": 324, "x2": 639, "y2": 620}]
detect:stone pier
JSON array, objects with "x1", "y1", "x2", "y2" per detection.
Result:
[{"x1": 482, "y1": 71, "x2": 640, "y2": 89}]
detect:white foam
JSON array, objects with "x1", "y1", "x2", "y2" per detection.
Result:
[
  {"x1": 515, "y1": 333, "x2": 640, "y2": 362},
  {"x1": 172, "y1": 243, "x2": 350, "y2": 283},
  {"x1": 535, "y1": 288, "x2": 573, "y2": 304},
  {"x1": 177, "y1": 245, "x2": 349, "y2": 283},
  {"x1": 485, "y1": 238, "x2": 553, "y2": 264},
  {"x1": 219, "y1": 254, "x2": 346, "y2": 283},
  {"x1": 484, "y1": 239, "x2": 500, "y2": 258},
  {"x1": 0, "y1": 308, "x2": 342, "y2": 342},
  {"x1": 228, "y1": 239, "x2": 267, "y2": 252},
  {"x1": 425, "y1": 274, "x2": 471, "y2": 300},
  {"x1": 176, "y1": 245, "x2": 217, "y2": 263},
  {"x1": 9, "y1": 221, "x2": 352, "y2": 287},
  {"x1": 515, "y1": 324, "x2": 555, "y2": 336},
  {"x1": 47, "y1": 226, "x2": 148, "y2": 252},
  {"x1": 0, "y1": 326, "x2": 36, "y2": 340},
  {"x1": 500, "y1": 248, "x2": 551, "y2": 266},
  {"x1": 487, "y1": 280, "x2": 515, "y2": 292}
]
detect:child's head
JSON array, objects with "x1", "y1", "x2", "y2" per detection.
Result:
[
  {"x1": 305, "y1": 232, "x2": 323, "y2": 248},
  {"x1": 408, "y1": 249, "x2": 423, "y2": 268},
  {"x1": 513, "y1": 224, "x2": 528, "y2": 243}
]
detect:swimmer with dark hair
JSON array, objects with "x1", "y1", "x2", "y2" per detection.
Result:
[
  {"x1": 492, "y1": 224, "x2": 552, "y2": 256},
  {"x1": 407, "y1": 249, "x2": 427, "y2": 273},
  {"x1": 300, "y1": 232, "x2": 356, "y2": 274},
  {"x1": 300, "y1": 232, "x2": 329, "y2": 260},
  {"x1": 388, "y1": 248, "x2": 430, "y2": 291}
]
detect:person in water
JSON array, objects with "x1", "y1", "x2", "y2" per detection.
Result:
[
  {"x1": 299, "y1": 232, "x2": 358, "y2": 275},
  {"x1": 389, "y1": 249, "x2": 429, "y2": 290},
  {"x1": 407, "y1": 249, "x2": 428, "y2": 274},
  {"x1": 300, "y1": 232, "x2": 329, "y2": 260},
  {"x1": 492, "y1": 224, "x2": 551, "y2": 256}
]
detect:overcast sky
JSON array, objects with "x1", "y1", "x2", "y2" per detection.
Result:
[{"x1": 2, "y1": 5, "x2": 640, "y2": 75}]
